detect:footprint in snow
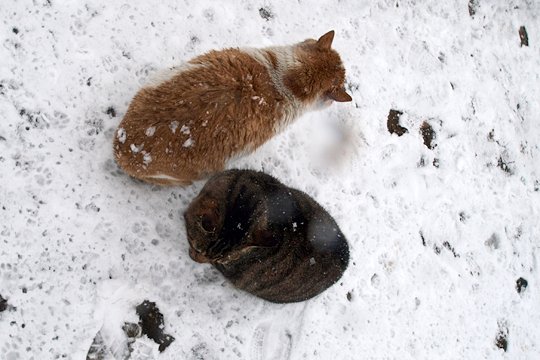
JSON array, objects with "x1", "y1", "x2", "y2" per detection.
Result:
[{"x1": 250, "y1": 321, "x2": 293, "y2": 360}]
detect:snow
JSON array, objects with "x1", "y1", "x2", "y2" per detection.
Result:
[
  {"x1": 130, "y1": 144, "x2": 142, "y2": 153},
  {"x1": 1, "y1": 1, "x2": 539, "y2": 359},
  {"x1": 180, "y1": 125, "x2": 190, "y2": 135},
  {"x1": 142, "y1": 152, "x2": 152, "y2": 166},
  {"x1": 145, "y1": 127, "x2": 156, "y2": 137},
  {"x1": 169, "y1": 121, "x2": 179, "y2": 134},
  {"x1": 116, "y1": 128, "x2": 126, "y2": 144},
  {"x1": 182, "y1": 138, "x2": 194, "y2": 148}
]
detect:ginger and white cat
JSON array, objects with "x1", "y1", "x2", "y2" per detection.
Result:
[{"x1": 113, "y1": 30, "x2": 352, "y2": 186}]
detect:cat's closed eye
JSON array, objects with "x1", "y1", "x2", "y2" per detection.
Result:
[{"x1": 200, "y1": 213, "x2": 218, "y2": 233}]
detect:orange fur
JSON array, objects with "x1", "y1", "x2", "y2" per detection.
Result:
[{"x1": 113, "y1": 31, "x2": 351, "y2": 186}]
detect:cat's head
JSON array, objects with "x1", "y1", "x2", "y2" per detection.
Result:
[
  {"x1": 284, "y1": 30, "x2": 352, "y2": 108},
  {"x1": 183, "y1": 171, "x2": 280, "y2": 265}
]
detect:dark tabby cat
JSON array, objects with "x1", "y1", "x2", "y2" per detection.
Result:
[{"x1": 184, "y1": 169, "x2": 349, "y2": 303}]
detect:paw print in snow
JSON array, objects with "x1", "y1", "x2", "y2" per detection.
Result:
[{"x1": 131, "y1": 221, "x2": 151, "y2": 237}]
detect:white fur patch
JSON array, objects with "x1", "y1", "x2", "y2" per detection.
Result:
[
  {"x1": 145, "y1": 173, "x2": 180, "y2": 181},
  {"x1": 242, "y1": 46, "x2": 304, "y2": 133}
]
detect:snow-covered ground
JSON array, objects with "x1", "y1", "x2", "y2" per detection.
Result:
[{"x1": 1, "y1": 0, "x2": 539, "y2": 359}]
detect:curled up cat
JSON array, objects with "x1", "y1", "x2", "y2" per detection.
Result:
[
  {"x1": 113, "y1": 31, "x2": 352, "y2": 186},
  {"x1": 184, "y1": 169, "x2": 350, "y2": 303}
]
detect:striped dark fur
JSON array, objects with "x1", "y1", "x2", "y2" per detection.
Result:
[{"x1": 184, "y1": 170, "x2": 349, "y2": 303}]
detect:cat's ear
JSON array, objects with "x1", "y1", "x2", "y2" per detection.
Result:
[
  {"x1": 317, "y1": 30, "x2": 335, "y2": 50},
  {"x1": 250, "y1": 229, "x2": 280, "y2": 248},
  {"x1": 327, "y1": 88, "x2": 352, "y2": 102}
]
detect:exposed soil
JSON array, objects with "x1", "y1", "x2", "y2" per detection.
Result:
[
  {"x1": 442, "y1": 241, "x2": 460, "y2": 258},
  {"x1": 519, "y1": 26, "x2": 529, "y2": 47},
  {"x1": 105, "y1": 106, "x2": 116, "y2": 118},
  {"x1": 497, "y1": 156, "x2": 513, "y2": 175},
  {"x1": 0, "y1": 295, "x2": 7, "y2": 312},
  {"x1": 136, "y1": 300, "x2": 175, "y2": 352},
  {"x1": 516, "y1": 277, "x2": 528, "y2": 294},
  {"x1": 259, "y1": 7, "x2": 273, "y2": 21},
  {"x1": 420, "y1": 231, "x2": 427, "y2": 246},
  {"x1": 468, "y1": 0, "x2": 478, "y2": 17},
  {"x1": 495, "y1": 327, "x2": 508, "y2": 352},
  {"x1": 387, "y1": 109, "x2": 408, "y2": 136},
  {"x1": 420, "y1": 121, "x2": 436, "y2": 149}
]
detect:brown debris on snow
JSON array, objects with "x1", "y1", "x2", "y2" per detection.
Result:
[
  {"x1": 136, "y1": 300, "x2": 175, "y2": 352},
  {"x1": 468, "y1": 0, "x2": 478, "y2": 17},
  {"x1": 516, "y1": 277, "x2": 528, "y2": 294},
  {"x1": 420, "y1": 121, "x2": 436, "y2": 149},
  {"x1": 519, "y1": 26, "x2": 529, "y2": 47},
  {"x1": 0, "y1": 294, "x2": 8, "y2": 312},
  {"x1": 387, "y1": 109, "x2": 408, "y2": 136},
  {"x1": 495, "y1": 324, "x2": 509, "y2": 352}
]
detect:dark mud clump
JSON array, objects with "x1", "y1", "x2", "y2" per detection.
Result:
[
  {"x1": 420, "y1": 121, "x2": 436, "y2": 149},
  {"x1": 420, "y1": 231, "x2": 426, "y2": 246},
  {"x1": 136, "y1": 300, "x2": 175, "y2": 352},
  {"x1": 516, "y1": 277, "x2": 528, "y2": 294},
  {"x1": 442, "y1": 241, "x2": 459, "y2": 258},
  {"x1": 105, "y1": 106, "x2": 116, "y2": 118},
  {"x1": 19, "y1": 108, "x2": 47, "y2": 129},
  {"x1": 519, "y1": 26, "x2": 529, "y2": 47},
  {"x1": 468, "y1": 0, "x2": 478, "y2": 17},
  {"x1": 497, "y1": 156, "x2": 513, "y2": 175},
  {"x1": 495, "y1": 326, "x2": 508, "y2": 352},
  {"x1": 259, "y1": 7, "x2": 273, "y2": 21},
  {"x1": 0, "y1": 294, "x2": 7, "y2": 312},
  {"x1": 387, "y1": 109, "x2": 408, "y2": 136}
]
